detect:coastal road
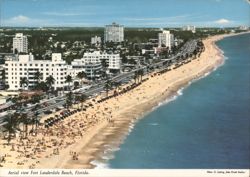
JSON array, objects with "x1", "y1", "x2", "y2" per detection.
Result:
[{"x1": 0, "y1": 39, "x2": 200, "y2": 124}]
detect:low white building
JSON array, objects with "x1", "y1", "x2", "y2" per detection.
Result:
[
  {"x1": 4, "y1": 53, "x2": 68, "y2": 90},
  {"x1": 182, "y1": 25, "x2": 196, "y2": 33},
  {"x1": 91, "y1": 36, "x2": 102, "y2": 45},
  {"x1": 83, "y1": 51, "x2": 121, "y2": 71},
  {"x1": 238, "y1": 26, "x2": 249, "y2": 31},
  {"x1": 68, "y1": 59, "x2": 102, "y2": 80}
]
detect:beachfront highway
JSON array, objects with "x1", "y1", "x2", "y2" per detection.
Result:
[{"x1": 0, "y1": 39, "x2": 199, "y2": 125}]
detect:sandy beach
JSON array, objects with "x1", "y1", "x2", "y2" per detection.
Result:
[{"x1": 0, "y1": 32, "x2": 248, "y2": 169}]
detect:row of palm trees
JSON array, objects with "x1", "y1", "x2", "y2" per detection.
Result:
[
  {"x1": 134, "y1": 69, "x2": 144, "y2": 84},
  {"x1": 3, "y1": 108, "x2": 40, "y2": 145}
]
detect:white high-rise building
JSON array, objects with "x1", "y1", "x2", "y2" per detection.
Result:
[
  {"x1": 83, "y1": 51, "x2": 121, "y2": 71},
  {"x1": 158, "y1": 30, "x2": 174, "y2": 50},
  {"x1": 91, "y1": 36, "x2": 102, "y2": 45},
  {"x1": 13, "y1": 33, "x2": 28, "y2": 54},
  {"x1": 182, "y1": 25, "x2": 196, "y2": 33},
  {"x1": 104, "y1": 22, "x2": 124, "y2": 43},
  {"x1": 4, "y1": 53, "x2": 68, "y2": 90}
]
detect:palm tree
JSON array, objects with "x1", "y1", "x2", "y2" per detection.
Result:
[
  {"x1": 104, "y1": 79, "x2": 113, "y2": 97},
  {"x1": 46, "y1": 75, "x2": 55, "y2": 89},
  {"x1": 77, "y1": 71, "x2": 87, "y2": 86},
  {"x1": 19, "y1": 113, "x2": 29, "y2": 139},
  {"x1": 31, "y1": 104, "x2": 40, "y2": 135},
  {"x1": 80, "y1": 94, "x2": 88, "y2": 110},
  {"x1": 66, "y1": 91, "x2": 73, "y2": 108},
  {"x1": 134, "y1": 70, "x2": 139, "y2": 84},
  {"x1": 138, "y1": 69, "x2": 144, "y2": 83},
  {"x1": 65, "y1": 75, "x2": 72, "y2": 91},
  {"x1": 3, "y1": 113, "x2": 21, "y2": 145},
  {"x1": 113, "y1": 81, "x2": 121, "y2": 95},
  {"x1": 46, "y1": 75, "x2": 55, "y2": 98},
  {"x1": 101, "y1": 59, "x2": 109, "y2": 80},
  {"x1": 34, "y1": 70, "x2": 43, "y2": 87},
  {"x1": 20, "y1": 77, "x2": 29, "y2": 90},
  {"x1": 1, "y1": 69, "x2": 6, "y2": 88}
]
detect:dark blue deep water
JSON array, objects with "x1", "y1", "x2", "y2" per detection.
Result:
[{"x1": 108, "y1": 34, "x2": 250, "y2": 169}]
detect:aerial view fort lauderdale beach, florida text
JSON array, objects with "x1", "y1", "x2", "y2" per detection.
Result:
[{"x1": 0, "y1": 0, "x2": 249, "y2": 174}]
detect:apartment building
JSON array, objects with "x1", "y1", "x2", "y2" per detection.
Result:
[
  {"x1": 13, "y1": 33, "x2": 28, "y2": 54},
  {"x1": 158, "y1": 30, "x2": 174, "y2": 50},
  {"x1": 104, "y1": 22, "x2": 124, "y2": 43}
]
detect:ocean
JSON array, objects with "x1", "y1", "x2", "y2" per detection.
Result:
[{"x1": 100, "y1": 34, "x2": 250, "y2": 169}]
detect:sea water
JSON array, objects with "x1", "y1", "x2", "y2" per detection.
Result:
[{"x1": 106, "y1": 34, "x2": 250, "y2": 169}]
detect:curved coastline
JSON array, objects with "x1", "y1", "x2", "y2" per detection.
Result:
[
  {"x1": 43, "y1": 31, "x2": 250, "y2": 169},
  {"x1": 60, "y1": 33, "x2": 239, "y2": 169}
]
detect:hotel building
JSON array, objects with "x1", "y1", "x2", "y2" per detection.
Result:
[
  {"x1": 13, "y1": 33, "x2": 28, "y2": 54},
  {"x1": 104, "y1": 22, "x2": 124, "y2": 43},
  {"x1": 4, "y1": 53, "x2": 68, "y2": 90}
]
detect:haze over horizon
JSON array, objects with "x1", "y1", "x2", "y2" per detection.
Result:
[{"x1": 0, "y1": 0, "x2": 249, "y2": 28}]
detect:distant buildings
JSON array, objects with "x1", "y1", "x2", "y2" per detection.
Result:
[
  {"x1": 4, "y1": 53, "x2": 68, "y2": 90},
  {"x1": 83, "y1": 51, "x2": 121, "y2": 71},
  {"x1": 238, "y1": 26, "x2": 249, "y2": 31},
  {"x1": 182, "y1": 25, "x2": 196, "y2": 33},
  {"x1": 104, "y1": 22, "x2": 124, "y2": 43},
  {"x1": 158, "y1": 30, "x2": 174, "y2": 50},
  {"x1": 13, "y1": 33, "x2": 28, "y2": 54},
  {"x1": 91, "y1": 36, "x2": 102, "y2": 45}
]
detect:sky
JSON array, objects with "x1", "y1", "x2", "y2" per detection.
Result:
[{"x1": 0, "y1": 0, "x2": 249, "y2": 27}]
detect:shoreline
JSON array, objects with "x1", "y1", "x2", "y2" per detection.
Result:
[
  {"x1": 56, "y1": 33, "x2": 235, "y2": 169},
  {"x1": 0, "y1": 31, "x2": 249, "y2": 169},
  {"x1": 77, "y1": 32, "x2": 250, "y2": 169}
]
